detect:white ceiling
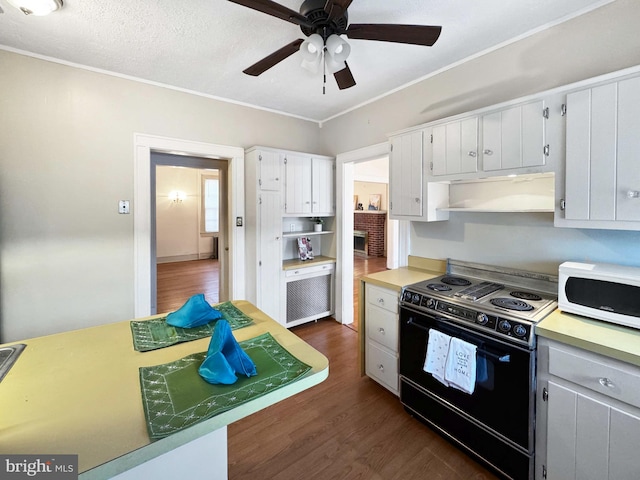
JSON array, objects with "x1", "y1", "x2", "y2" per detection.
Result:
[{"x1": 0, "y1": 0, "x2": 614, "y2": 123}]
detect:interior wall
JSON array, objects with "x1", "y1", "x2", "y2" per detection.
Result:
[
  {"x1": 0, "y1": 50, "x2": 323, "y2": 342},
  {"x1": 324, "y1": 0, "x2": 640, "y2": 274},
  {"x1": 320, "y1": 0, "x2": 640, "y2": 155},
  {"x1": 156, "y1": 166, "x2": 217, "y2": 262}
]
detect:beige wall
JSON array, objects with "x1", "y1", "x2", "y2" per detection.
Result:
[
  {"x1": 354, "y1": 182, "x2": 388, "y2": 212},
  {"x1": 0, "y1": 50, "x2": 323, "y2": 342}
]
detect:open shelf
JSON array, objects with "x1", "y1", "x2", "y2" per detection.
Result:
[{"x1": 282, "y1": 230, "x2": 334, "y2": 238}]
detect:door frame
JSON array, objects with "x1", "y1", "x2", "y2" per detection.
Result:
[
  {"x1": 335, "y1": 142, "x2": 410, "y2": 325},
  {"x1": 134, "y1": 134, "x2": 245, "y2": 318}
]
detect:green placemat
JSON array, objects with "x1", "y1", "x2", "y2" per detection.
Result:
[
  {"x1": 139, "y1": 332, "x2": 312, "y2": 439},
  {"x1": 130, "y1": 301, "x2": 254, "y2": 352}
]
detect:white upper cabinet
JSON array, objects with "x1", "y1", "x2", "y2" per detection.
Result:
[
  {"x1": 284, "y1": 153, "x2": 334, "y2": 216},
  {"x1": 481, "y1": 100, "x2": 547, "y2": 172},
  {"x1": 390, "y1": 130, "x2": 423, "y2": 218},
  {"x1": 389, "y1": 129, "x2": 449, "y2": 222},
  {"x1": 258, "y1": 150, "x2": 282, "y2": 191},
  {"x1": 561, "y1": 75, "x2": 640, "y2": 229},
  {"x1": 431, "y1": 117, "x2": 478, "y2": 176}
]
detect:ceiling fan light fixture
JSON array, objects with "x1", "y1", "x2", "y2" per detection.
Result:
[
  {"x1": 7, "y1": 0, "x2": 62, "y2": 16},
  {"x1": 325, "y1": 34, "x2": 350, "y2": 63},
  {"x1": 300, "y1": 33, "x2": 324, "y2": 73}
]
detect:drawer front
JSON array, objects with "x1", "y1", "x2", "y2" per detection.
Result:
[
  {"x1": 285, "y1": 263, "x2": 334, "y2": 277},
  {"x1": 365, "y1": 305, "x2": 398, "y2": 352},
  {"x1": 365, "y1": 283, "x2": 398, "y2": 314},
  {"x1": 366, "y1": 340, "x2": 398, "y2": 394},
  {"x1": 548, "y1": 343, "x2": 640, "y2": 409}
]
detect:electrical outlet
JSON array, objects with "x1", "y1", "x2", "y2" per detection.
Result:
[
  {"x1": 118, "y1": 200, "x2": 130, "y2": 214},
  {"x1": 290, "y1": 223, "x2": 295, "y2": 232}
]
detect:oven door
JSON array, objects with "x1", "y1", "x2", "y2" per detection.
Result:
[{"x1": 399, "y1": 304, "x2": 535, "y2": 452}]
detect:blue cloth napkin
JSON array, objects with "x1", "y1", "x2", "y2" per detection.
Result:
[
  {"x1": 166, "y1": 293, "x2": 223, "y2": 328},
  {"x1": 199, "y1": 320, "x2": 257, "y2": 384}
]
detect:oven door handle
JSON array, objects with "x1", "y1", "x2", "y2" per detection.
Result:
[{"x1": 406, "y1": 318, "x2": 511, "y2": 363}]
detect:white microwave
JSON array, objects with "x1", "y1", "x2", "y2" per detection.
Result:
[{"x1": 559, "y1": 261, "x2": 640, "y2": 329}]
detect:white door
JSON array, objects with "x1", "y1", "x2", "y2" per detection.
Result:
[
  {"x1": 258, "y1": 191, "x2": 282, "y2": 320},
  {"x1": 390, "y1": 131, "x2": 423, "y2": 217},
  {"x1": 259, "y1": 150, "x2": 282, "y2": 191},
  {"x1": 284, "y1": 154, "x2": 312, "y2": 214},
  {"x1": 311, "y1": 157, "x2": 334, "y2": 214}
]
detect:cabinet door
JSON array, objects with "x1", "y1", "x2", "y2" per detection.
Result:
[
  {"x1": 482, "y1": 101, "x2": 545, "y2": 172},
  {"x1": 258, "y1": 191, "x2": 282, "y2": 320},
  {"x1": 431, "y1": 118, "x2": 478, "y2": 176},
  {"x1": 284, "y1": 154, "x2": 312, "y2": 214},
  {"x1": 311, "y1": 157, "x2": 334, "y2": 214},
  {"x1": 617, "y1": 76, "x2": 640, "y2": 222},
  {"x1": 546, "y1": 381, "x2": 610, "y2": 480},
  {"x1": 609, "y1": 405, "x2": 640, "y2": 479},
  {"x1": 389, "y1": 131, "x2": 423, "y2": 217},
  {"x1": 258, "y1": 150, "x2": 282, "y2": 191}
]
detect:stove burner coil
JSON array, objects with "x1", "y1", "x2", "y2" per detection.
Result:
[
  {"x1": 510, "y1": 291, "x2": 542, "y2": 301},
  {"x1": 426, "y1": 283, "x2": 452, "y2": 292},
  {"x1": 441, "y1": 276, "x2": 472, "y2": 286},
  {"x1": 490, "y1": 298, "x2": 534, "y2": 311}
]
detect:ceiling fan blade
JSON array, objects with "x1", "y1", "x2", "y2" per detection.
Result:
[
  {"x1": 334, "y1": 63, "x2": 356, "y2": 90},
  {"x1": 228, "y1": 0, "x2": 314, "y2": 28},
  {"x1": 346, "y1": 24, "x2": 442, "y2": 47},
  {"x1": 324, "y1": 0, "x2": 353, "y2": 20},
  {"x1": 243, "y1": 39, "x2": 304, "y2": 76}
]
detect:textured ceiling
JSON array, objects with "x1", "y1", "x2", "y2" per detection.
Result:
[{"x1": 0, "y1": 0, "x2": 613, "y2": 122}]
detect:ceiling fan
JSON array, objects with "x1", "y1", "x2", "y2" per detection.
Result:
[{"x1": 229, "y1": 0, "x2": 442, "y2": 90}]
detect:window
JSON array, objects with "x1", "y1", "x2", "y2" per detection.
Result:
[{"x1": 202, "y1": 175, "x2": 219, "y2": 234}]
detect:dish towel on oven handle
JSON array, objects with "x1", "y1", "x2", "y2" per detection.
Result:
[
  {"x1": 444, "y1": 337, "x2": 477, "y2": 394},
  {"x1": 423, "y1": 329, "x2": 452, "y2": 387}
]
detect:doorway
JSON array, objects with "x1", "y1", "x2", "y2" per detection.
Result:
[
  {"x1": 335, "y1": 142, "x2": 410, "y2": 326},
  {"x1": 133, "y1": 134, "x2": 245, "y2": 318},
  {"x1": 152, "y1": 155, "x2": 228, "y2": 314}
]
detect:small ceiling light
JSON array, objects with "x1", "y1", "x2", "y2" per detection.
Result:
[{"x1": 7, "y1": 0, "x2": 63, "y2": 16}]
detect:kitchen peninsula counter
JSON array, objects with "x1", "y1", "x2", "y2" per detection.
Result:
[
  {"x1": 0, "y1": 301, "x2": 329, "y2": 479},
  {"x1": 359, "y1": 256, "x2": 446, "y2": 290}
]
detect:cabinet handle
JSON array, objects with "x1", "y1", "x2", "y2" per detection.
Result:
[
  {"x1": 377, "y1": 298, "x2": 385, "y2": 305},
  {"x1": 276, "y1": 236, "x2": 280, "y2": 240},
  {"x1": 414, "y1": 197, "x2": 420, "y2": 203},
  {"x1": 627, "y1": 190, "x2": 640, "y2": 199},
  {"x1": 483, "y1": 149, "x2": 493, "y2": 156},
  {"x1": 560, "y1": 198, "x2": 566, "y2": 211},
  {"x1": 378, "y1": 327, "x2": 385, "y2": 334},
  {"x1": 378, "y1": 364, "x2": 385, "y2": 372},
  {"x1": 598, "y1": 377, "x2": 615, "y2": 389},
  {"x1": 468, "y1": 151, "x2": 477, "y2": 157}
]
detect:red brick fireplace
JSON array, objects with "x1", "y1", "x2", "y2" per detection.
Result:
[{"x1": 354, "y1": 211, "x2": 386, "y2": 257}]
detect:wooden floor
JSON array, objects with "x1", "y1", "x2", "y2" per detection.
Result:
[
  {"x1": 228, "y1": 319, "x2": 498, "y2": 480},
  {"x1": 156, "y1": 259, "x2": 220, "y2": 314},
  {"x1": 157, "y1": 258, "x2": 497, "y2": 480}
]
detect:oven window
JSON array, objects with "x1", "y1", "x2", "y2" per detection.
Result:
[{"x1": 399, "y1": 307, "x2": 534, "y2": 450}]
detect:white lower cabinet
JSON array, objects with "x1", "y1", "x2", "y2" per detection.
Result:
[
  {"x1": 536, "y1": 338, "x2": 640, "y2": 480},
  {"x1": 364, "y1": 283, "x2": 399, "y2": 395},
  {"x1": 282, "y1": 262, "x2": 334, "y2": 328}
]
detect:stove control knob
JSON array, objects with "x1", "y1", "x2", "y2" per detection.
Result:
[
  {"x1": 513, "y1": 324, "x2": 527, "y2": 337},
  {"x1": 402, "y1": 291, "x2": 412, "y2": 302},
  {"x1": 498, "y1": 320, "x2": 512, "y2": 333},
  {"x1": 476, "y1": 313, "x2": 489, "y2": 325},
  {"x1": 412, "y1": 294, "x2": 421, "y2": 304},
  {"x1": 426, "y1": 298, "x2": 436, "y2": 309}
]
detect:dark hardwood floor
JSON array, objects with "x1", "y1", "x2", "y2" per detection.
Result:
[
  {"x1": 156, "y1": 258, "x2": 498, "y2": 479},
  {"x1": 156, "y1": 259, "x2": 220, "y2": 314}
]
